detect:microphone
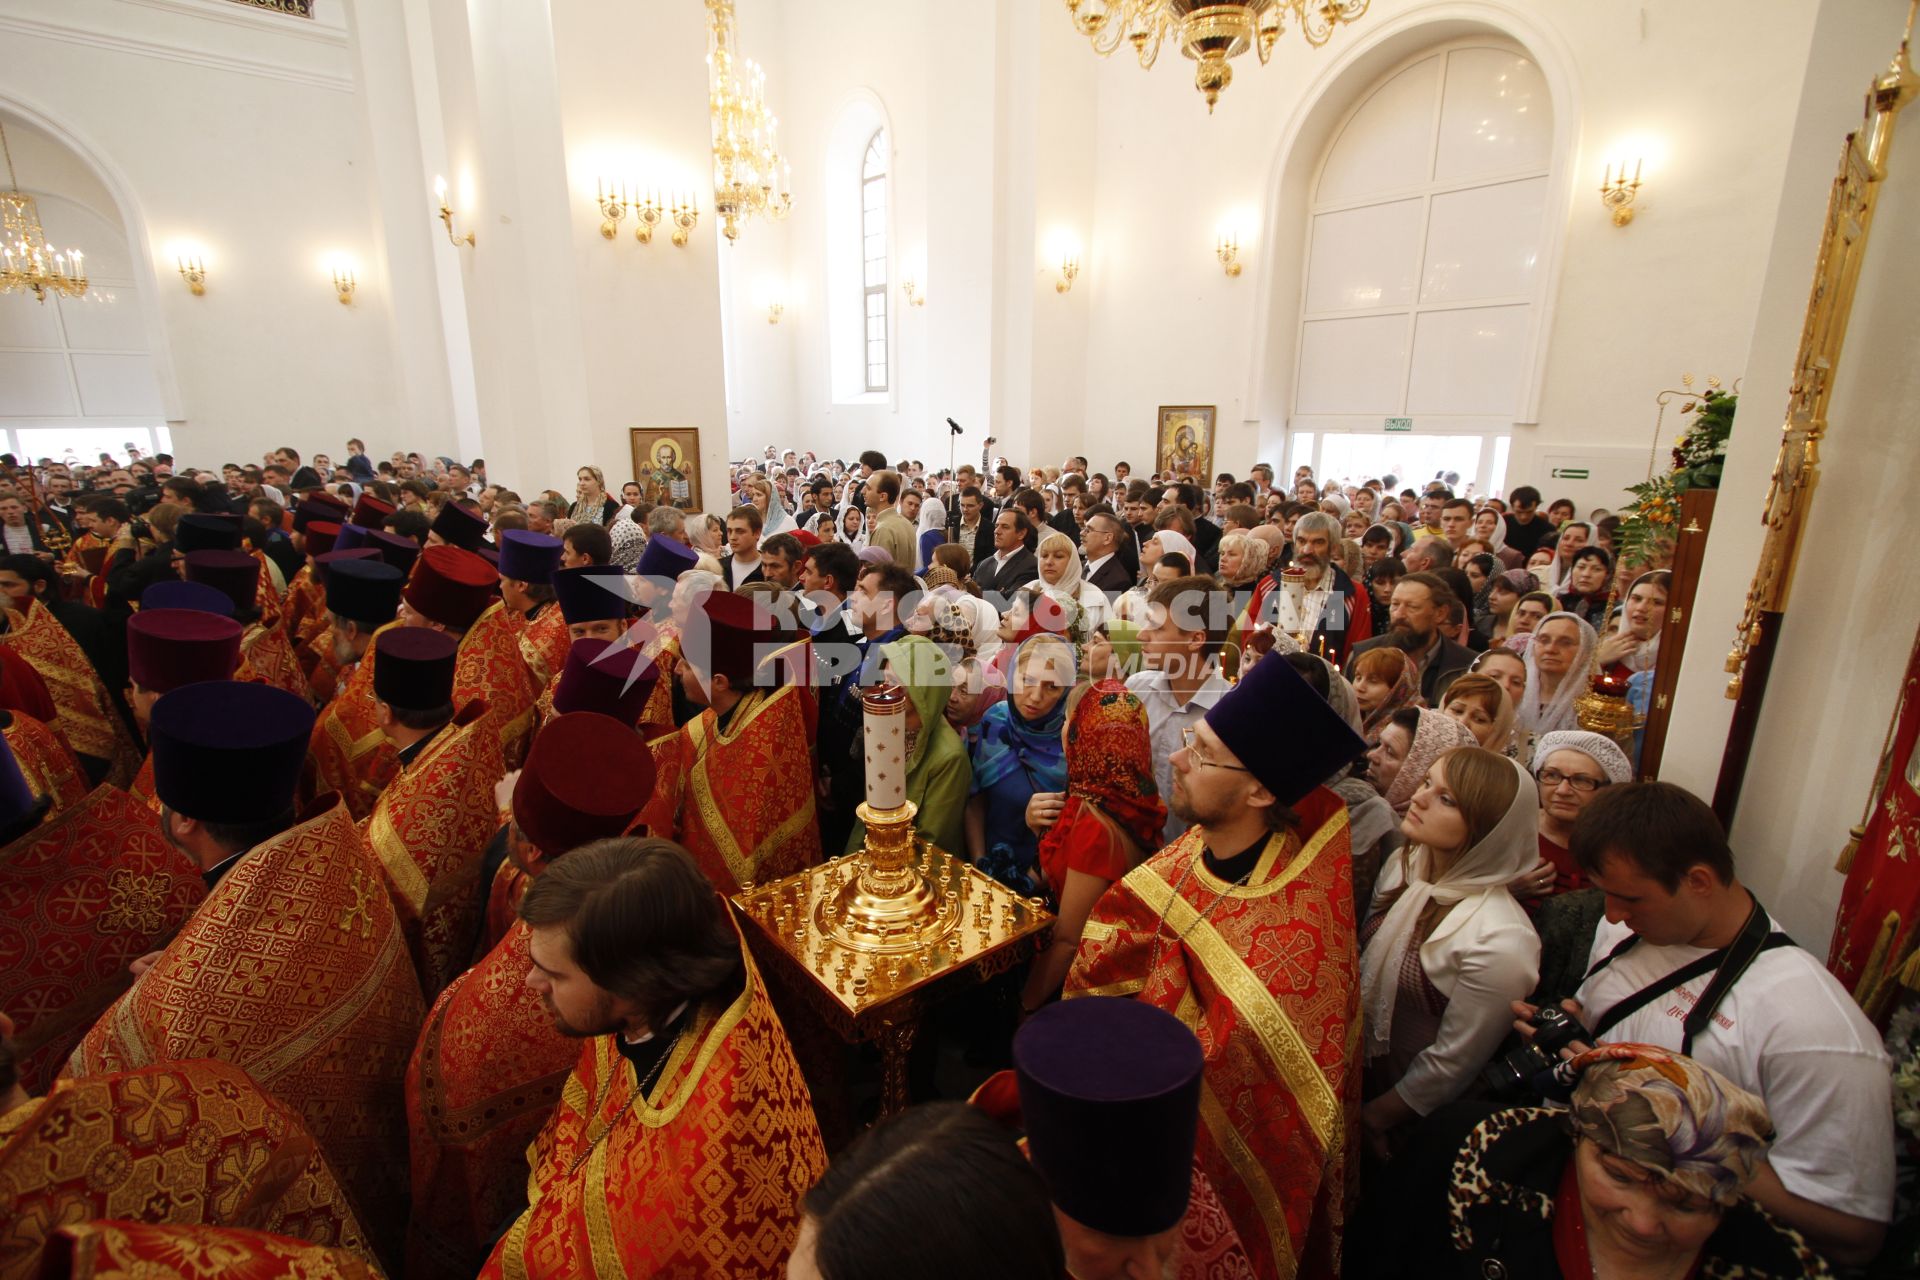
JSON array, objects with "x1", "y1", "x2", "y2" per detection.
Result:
[{"x1": 946, "y1": 417, "x2": 963, "y2": 437}]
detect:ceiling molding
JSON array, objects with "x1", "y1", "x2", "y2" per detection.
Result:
[{"x1": 0, "y1": 10, "x2": 354, "y2": 94}]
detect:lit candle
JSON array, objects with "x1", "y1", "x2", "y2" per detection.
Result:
[{"x1": 861, "y1": 683, "x2": 909, "y2": 811}]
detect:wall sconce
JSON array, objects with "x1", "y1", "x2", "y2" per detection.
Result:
[
  {"x1": 1055, "y1": 256, "x2": 1080, "y2": 294},
  {"x1": 175, "y1": 254, "x2": 207, "y2": 296},
  {"x1": 1216, "y1": 234, "x2": 1242, "y2": 277},
  {"x1": 901, "y1": 278, "x2": 925, "y2": 307},
  {"x1": 767, "y1": 301, "x2": 784, "y2": 324},
  {"x1": 596, "y1": 180, "x2": 628, "y2": 239},
  {"x1": 434, "y1": 176, "x2": 475, "y2": 247},
  {"x1": 332, "y1": 268, "x2": 356, "y2": 305},
  {"x1": 669, "y1": 194, "x2": 699, "y2": 248},
  {"x1": 1601, "y1": 160, "x2": 1643, "y2": 226}
]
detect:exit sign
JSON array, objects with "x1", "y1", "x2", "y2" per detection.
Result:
[
  {"x1": 1383, "y1": 417, "x2": 1412, "y2": 432},
  {"x1": 1551, "y1": 467, "x2": 1590, "y2": 480}
]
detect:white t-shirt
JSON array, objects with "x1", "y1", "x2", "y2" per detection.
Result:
[{"x1": 1576, "y1": 917, "x2": 1894, "y2": 1222}]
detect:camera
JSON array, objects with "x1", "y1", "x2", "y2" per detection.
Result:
[{"x1": 1482, "y1": 1005, "x2": 1586, "y2": 1098}]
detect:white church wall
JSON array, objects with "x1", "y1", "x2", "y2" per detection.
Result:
[
  {"x1": 1661, "y1": 0, "x2": 1920, "y2": 953},
  {"x1": 0, "y1": 0, "x2": 421, "y2": 469}
]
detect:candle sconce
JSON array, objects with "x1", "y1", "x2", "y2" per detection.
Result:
[
  {"x1": 669, "y1": 194, "x2": 699, "y2": 247},
  {"x1": 331, "y1": 267, "x2": 355, "y2": 305},
  {"x1": 1601, "y1": 160, "x2": 1643, "y2": 227},
  {"x1": 901, "y1": 278, "x2": 924, "y2": 307},
  {"x1": 1216, "y1": 234, "x2": 1242, "y2": 277},
  {"x1": 434, "y1": 177, "x2": 475, "y2": 247},
  {"x1": 596, "y1": 180, "x2": 628, "y2": 239},
  {"x1": 1055, "y1": 255, "x2": 1080, "y2": 294},
  {"x1": 175, "y1": 255, "x2": 206, "y2": 296}
]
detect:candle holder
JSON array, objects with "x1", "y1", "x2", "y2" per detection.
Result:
[
  {"x1": 1280, "y1": 564, "x2": 1310, "y2": 649},
  {"x1": 1575, "y1": 670, "x2": 1638, "y2": 752}
]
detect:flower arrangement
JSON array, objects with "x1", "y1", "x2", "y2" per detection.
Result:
[
  {"x1": 1894, "y1": 999, "x2": 1920, "y2": 1142},
  {"x1": 1616, "y1": 389, "x2": 1736, "y2": 570}
]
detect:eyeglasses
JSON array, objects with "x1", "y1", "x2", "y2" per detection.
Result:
[
  {"x1": 1536, "y1": 768, "x2": 1608, "y2": 793},
  {"x1": 1179, "y1": 726, "x2": 1249, "y2": 773}
]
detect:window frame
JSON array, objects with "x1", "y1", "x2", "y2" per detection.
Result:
[{"x1": 860, "y1": 128, "x2": 889, "y2": 394}]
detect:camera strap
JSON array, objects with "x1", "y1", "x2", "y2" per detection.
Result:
[{"x1": 1584, "y1": 892, "x2": 1793, "y2": 1054}]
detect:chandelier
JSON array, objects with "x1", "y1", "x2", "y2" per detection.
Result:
[
  {"x1": 1064, "y1": 1, "x2": 1371, "y2": 112},
  {"x1": 1, "y1": 122, "x2": 86, "y2": 304},
  {"x1": 707, "y1": 0, "x2": 791, "y2": 243}
]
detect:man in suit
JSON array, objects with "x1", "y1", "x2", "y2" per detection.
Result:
[
  {"x1": 1052, "y1": 474, "x2": 1086, "y2": 544},
  {"x1": 1080, "y1": 509, "x2": 1135, "y2": 599},
  {"x1": 975, "y1": 508, "x2": 1038, "y2": 599},
  {"x1": 1348, "y1": 571, "x2": 1475, "y2": 704},
  {"x1": 719, "y1": 505, "x2": 765, "y2": 590},
  {"x1": 950, "y1": 485, "x2": 995, "y2": 567},
  {"x1": 0, "y1": 492, "x2": 51, "y2": 559}
]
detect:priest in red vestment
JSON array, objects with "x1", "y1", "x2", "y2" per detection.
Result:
[
  {"x1": 0, "y1": 708, "x2": 86, "y2": 820},
  {"x1": 662, "y1": 589, "x2": 821, "y2": 893},
  {"x1": 405, "y1": 544, "x2": 535, "y2": 765},
  {"x1": 0, "y1": 1054, "x2": 374, "y2": 1277},
  {"x1": 282, "y1": 510, "x2": 344, "y2": 668},
  {"x1": 183, "y1": 550, "x2": 309, "y2": 700},
  {"x1": 66, "y1": 682, "x2": 425, "y2": 1267},
  {"x1": 972, "y1": 995, "x2": 1258, "y2": 1280},
  {"x1": 1065, "y1": 652, "x2": 1369, "y2": 1280},
  {"x1": 39, "y1": 1222, "x2": 380, "y2": 1280},
  {"x1": 359, "y1": 627, "x2": 505, "y2": 997},
  {"x1": 629, "y1": 534, "x2": 699, "y2": 738},
  {"x1": 0, "y1": 737, "x2": 200, "y2": 1093},
  {"x1": 501, "y1": 530, "x2": 570, "y2": 701},
  {"x1": 428, "y1": 500, "x2": 488, "y2": 552},
  {"x1": 123, "y1": 606, "x2": 245, "y2": 815},
  {"x1": 479, "y1": 838, "x2": 825, "y2": 1279},
  {"x1": 405, "y1": 713, "x2": 658, "y2": 1280},
  {"x1": 306, "y1": 555, "x2": 404, "y2": 820},
  {"x1": 0, "y1": 596, "x2": 139, "y2": 786}
]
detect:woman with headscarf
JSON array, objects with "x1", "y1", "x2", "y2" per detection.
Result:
[
  {"x1": 1365, "y1": 706, "x2": 1480, "y2": 819},
  {"x1": 966, "y1": 635, "x2": 1073, "y2": 895},
  {"x1": 844, "y1": 636, "x2": 971, "y2": 857},
  {"x1": 1027, "y1": 529, "x2": 1105, "y2": 635},
  {"x1": 1543, "y1": 520, "x2": 1598, "y2": 590},
  {"x1": 1358, "y1": 748, "x2": 1540, "y2": 1153},
  {"x1": 1517, "y1": 612, "x2": 1598, "y2": 738},
  {"x1": 1472, "y1": 506, "x2": 1523, "y2": 569},
  {"x1": 1361, "y1": 1045, "x2": 1818, "y2": 1280},
  {"x1": 1554, "y1": 546, "x2": 1613, "y2": 626},
  {"x1": 836, "y1": 506, "x2": 869, "y2": 551},
  {"x1": 1080, "y1": 617, "x2": 1141, "y2": 683},
  {"x1": 914, "y1": 490, "x2": 949, "y2": 572},
  {"x1": 1596, "y1": 568, "x2": 1671, "y2": 681},
  {"x1": 569, "y1": 466, "x2": 619, "y2": 525},
  {"x1": 1349, "y1": 646, "x2": 1423, "y2": 742},
  {"x1": 1439, "y1": 673, "x2": 1517, "y2": 756},
  {"x1": 1464, "y1": 552, "x2": 1500, "y2": 638},
  {"x1": 1512, "y1": 728, "x2": 1633, "y2": 902},
  {"x1": 1017, "y1": 679, "x2": 1166, "y2": 1013}
]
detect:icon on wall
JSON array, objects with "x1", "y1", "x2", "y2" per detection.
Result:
[
  {"x1": 1156, "y1": 405, "x2": 1216, "y2": 482},
  {"x1": 631, "y1": 428, "x2": 703, "y2": 512}
]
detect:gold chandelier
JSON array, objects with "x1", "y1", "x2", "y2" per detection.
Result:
[
  {"x1": 707, "y1": 0, "x2": 791, "y2": 243},
  {"x1": 1064, "y1": 1, "x2": 1371, "y2": 112},
  {"x1": 0, "y1": 122, "x2": 86, "y2": 304}
]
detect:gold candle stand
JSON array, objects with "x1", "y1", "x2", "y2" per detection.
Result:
[{"x1": 733, "y1": 835, "x2": 1052, "y2": 1116}]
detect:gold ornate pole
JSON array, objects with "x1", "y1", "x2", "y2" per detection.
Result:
[{"x1": 1713, "y1": 4, "x2": 1917, "y2": 824}]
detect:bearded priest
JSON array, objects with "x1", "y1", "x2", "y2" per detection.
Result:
[{"x1": 1065, "y1": 650, "x2": 1370, "y2": 1280}]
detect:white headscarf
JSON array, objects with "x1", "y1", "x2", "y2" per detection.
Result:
[
  {"x1": 1478, "y1": 511, "x2": 1511, "y2": 554},
  {"x1": 1032, "y1": 529, "x2": 1084, "y2": 595},
  {"x1": 1361, "y1": 753, "x2": 1538, "y2": 1061},
  {"x1": 1150, "y1": 529, "x2": 1197, "y2": 563},
  {"x1": 1546, "y1": 522, "x2": 1598, "y2": 590},
  {"x1": 761, "y1": 478, "x2": 797, "y2": 541},
  {"x1": 1517, "y1": 611, "x2": 1598, "y2": 737},
  {"x1": 1532, "y1": 730, "x2": 1633, "y2": 785},
  {"x1": 917, "y1": 494, "x2": 947, "y2": 540},
  {"x1": 837, "y1": 508, "x2": 869, "y2": 551},
  {"x1": 1609, "y1": 569, "x2": 1666, "y2": 673}
]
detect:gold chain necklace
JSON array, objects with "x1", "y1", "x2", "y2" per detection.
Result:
[
  {"x1": 1144, "y1": 840, "x2": 1253, "y2": 978},
  {"x1": 568, "y1": 1027, "x2": 680, "y2": 1175}
]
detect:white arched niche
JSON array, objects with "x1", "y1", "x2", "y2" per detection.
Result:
[
  {"x1": 0, "y1": 99, "x2": 179, "y2": 463},
  {"x1": 823, "y1": 91, "x2": 897, "y2": 408},
  {"x1": 1244, "y1": 4, "x2": 1581, "y2": 488}
]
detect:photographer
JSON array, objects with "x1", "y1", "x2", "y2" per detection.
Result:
[{"x1": 1509, "y1": 782, "x2": 1892, "y2": 1265}]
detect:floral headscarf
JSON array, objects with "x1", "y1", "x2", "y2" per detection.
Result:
[
  {"x1": 1565, "y1": 1043, "x2": 1774, "y2": 1207},
  {"x1": 1382, "y1": 708, "x2": 1481, "y2": 816},
  {"x1": 1359, "y1": 648, "x2": 1422, "y2": 741},
  {"x1": 1037, "y1": 679, "x2": 1166, "y2": 862}
]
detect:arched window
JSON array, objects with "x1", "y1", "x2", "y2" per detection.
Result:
[
  {"x1": 860, "y1": 129, "x2": 889, "y2": 393},
  {"x1": 1289, "y1": 42, "x2": 1553, "y2": 493}
]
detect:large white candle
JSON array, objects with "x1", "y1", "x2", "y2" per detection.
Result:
[{"x1": 861, "y1": 684, "x2": 909, "y2": 811}]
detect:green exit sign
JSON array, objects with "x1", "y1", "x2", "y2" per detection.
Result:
[
  {"x1": 1551, "y1": 467, "x2": 1590, "y2": 480},
  {"x1": 1383, "y1": 417, "x2": 1412, "y2": 432}
]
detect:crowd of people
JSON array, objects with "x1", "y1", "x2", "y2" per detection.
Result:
[{"x1": 0, "y1": 437, "x2": 1895, "y2": 1279}]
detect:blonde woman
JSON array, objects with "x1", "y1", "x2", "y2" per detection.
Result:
[
  {"x1": 1026, "y1": 528, "x2": 1106, "y2": 632},
  {"x1": 570, "y1": 466, "x2": 619, "y2": 525}
]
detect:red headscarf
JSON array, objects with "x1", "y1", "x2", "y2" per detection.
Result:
[{"x1": 1037, "y1": 679, "x2": 1167, "y2": 870}]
